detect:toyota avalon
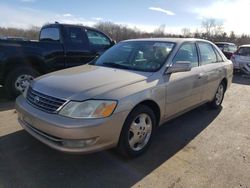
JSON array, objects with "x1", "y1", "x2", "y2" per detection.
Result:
[{"x1": 16, "y1": 38, "x2": 233, "y2": 157}]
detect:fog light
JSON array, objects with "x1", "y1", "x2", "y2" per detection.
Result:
[{"x1": 62, "y1": 138, "x2": 97, "y2": 148}]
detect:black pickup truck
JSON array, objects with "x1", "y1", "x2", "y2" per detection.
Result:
[{"x1": 0, "y1": 23, "x2": 115, "y2": 98}]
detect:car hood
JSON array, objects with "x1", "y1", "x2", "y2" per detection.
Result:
[{"x1": 32, "y1": 65, "x2": 153, "y2": 100}]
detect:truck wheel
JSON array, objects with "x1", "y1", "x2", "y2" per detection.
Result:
[
  {"x1": 117, "y1": 105, "x2": 156, "y2": 158},
  {"x1": 4, "y1": 67, "x2": 39, "y2": 99}
]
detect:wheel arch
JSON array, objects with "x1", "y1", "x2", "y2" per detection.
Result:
[
  {"x1": 221, "y1": 77, "x2": 228, "y2": 91},
  {"x1": 3, "y1": 56, "x2": 45, "y2": 82},
  {"x1": 130, "y1": 99, "x2": 161, "y2": 127}
]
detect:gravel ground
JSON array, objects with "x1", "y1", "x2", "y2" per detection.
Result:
[{"x1": 0, "y1": 74, "x2": 249, "y2": 188}]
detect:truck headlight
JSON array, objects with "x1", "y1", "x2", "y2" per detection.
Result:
[{"x1": 59, "y1": 100, "x2": 117, "y2": 119}]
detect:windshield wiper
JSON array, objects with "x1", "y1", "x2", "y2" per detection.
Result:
[{"x1": 102, "y1": 62, "x2": 130, "y2": 70}]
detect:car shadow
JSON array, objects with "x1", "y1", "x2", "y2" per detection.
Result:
[
  {"x1": 232, "y1": 73, "x2": 250, "y2": 85},
  {"x1": 0, "y1": 105, "x2": 221, "y2": 188}
]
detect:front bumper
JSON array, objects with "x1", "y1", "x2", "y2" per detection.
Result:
[
  {"x1": 16, "y1": 96, "x2": 128, "y2": 154},
  {"x1": 239, "y1": 62, "x2": 250, "y2": 74}
]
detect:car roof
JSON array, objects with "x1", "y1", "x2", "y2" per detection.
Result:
[
  {"x1": 122, "y1": 38, "x2": 212, "y2": 44},
  {"x1": 214, "y1": 42, "x2": 236, "y2": 45},
  {"x1": 41, "y1": 23, "x2": 106, "y2": 35},
  {"x1": 239, "y1": 44, "x2": 250, "y2": 48}
]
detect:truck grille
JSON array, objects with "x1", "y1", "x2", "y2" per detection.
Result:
[{"x1": 27, "y1": 88, "x2": 67, "y2": 113}]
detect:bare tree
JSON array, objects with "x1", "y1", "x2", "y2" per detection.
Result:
[
  {"x1": 0, "y1": 26, "x2": 40, "y2": 40},
  {"x1": 153, "y1": 24, "x2": 166, "y2": 37},
  {"x1": 1, "y1": 21, "x2": 250, "y2": 46},
  {"x1": 202, "y1": 18, "x2": 223, "y2": 37},
  {"x1": 181, "y1": 28, "x2": 192, "y2": 37},
  {"x1": 229, "y1": 31, "x2": 236, "y2": 43}
]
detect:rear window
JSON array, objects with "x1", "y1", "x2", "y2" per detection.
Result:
[
  {"x1": 237, "y1": 47, "x2": 250, "y2": 56},
  {"x1": 40, "y1": 27, "x2": 60, "y2": 41},
  {"x1": 198, "y1": 42, "x2": 217, "y2": 65},
  {"x1": 228, "y1": 45, "x2": 237, "y2": 53},
  {"x1": 216, "y1": 43, "x2": 237, "y2": 53},
  {"x1": 216, "y1": 44, "x2": 225, "y2": 50},
  {"x1": 213, "y1": 47, "x2": 224, "y2": 62}
]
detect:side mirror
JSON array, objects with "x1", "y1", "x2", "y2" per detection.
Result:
[
  {"x1": 165, "y1": 61, "x2": 192, "y2": 74},
  {"x1": 111, "y1": 40, "x2": 116, "y2": 46}
]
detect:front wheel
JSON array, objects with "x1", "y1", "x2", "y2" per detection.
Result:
[
  {"x1": 208, "y1": 82, "x2": 225, "y2": 109},
  {"x1": 4, "y1": 67, "x2": 39, "y2": 99},
  {"x1": 117, "y1": 105, "x2": 156, "y2": 158}
]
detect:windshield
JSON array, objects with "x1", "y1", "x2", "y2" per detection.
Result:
[
  {"x1": 217, "y1": 44, "x2": 237, "y2": 53},
  {"x1": 227, "y1": 45, "x2": 237, "y2": 53},
  {"x1": 237, "y1": 47, "x2": 250, "y2": 56},
  {"x1": 93, "y1": 41, "x2": 175, "y2": 72},
  {"x1": 40, "y1": 27, "x2": 60, "y2": 41}
]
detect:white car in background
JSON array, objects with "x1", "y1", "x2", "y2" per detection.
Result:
[{"x1": 231, "y1": 45, "x2": 250, "y2": 74}]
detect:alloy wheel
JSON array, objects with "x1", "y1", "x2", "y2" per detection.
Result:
[
  {"x1": 15, "y1": 74, "x2": 34, "y2": 93},
  {"x1": 128, "y1": 113, "x2": 153, "y2": 151},
  {"x1": 215, "y1": 84, "x2": 224, "y2": 106}
]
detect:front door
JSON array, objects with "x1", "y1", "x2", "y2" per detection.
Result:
[
  {"x1": 165, "y1": 42, "x2": 205, "y2": 119},
  {"x1": 63, "y1": 26, "x2": 96, "y2": 68}
]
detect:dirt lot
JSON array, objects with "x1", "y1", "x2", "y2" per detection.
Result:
[{"x1": 0, "y1": 74, "x2": 249, "y2": 188}]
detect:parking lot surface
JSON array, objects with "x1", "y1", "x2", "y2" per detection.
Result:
[{"x1": 0, "y1": 74, "x2": 249, "y2": 188}]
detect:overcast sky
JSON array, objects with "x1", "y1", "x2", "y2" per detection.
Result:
[{"x1": 0, "y1": 0, "x2": 249, "y2": 34}]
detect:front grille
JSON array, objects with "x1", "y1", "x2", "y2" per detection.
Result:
[{"x1": 27, "y1": 87, "x2": 67, "y2": 113}]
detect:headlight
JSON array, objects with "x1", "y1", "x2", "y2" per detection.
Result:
[{"x1": 59, "y1": 100, "x2": 117, "y2": 119}]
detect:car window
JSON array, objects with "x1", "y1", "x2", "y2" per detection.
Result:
[
  {"x1": 227, "y1": 45, "x2": 237, "y2": 53},
  {"x1": 173, "y1": 43, "x2": 198, "y2": 67},
  {"x1": 64, "y1": 27, "x2": 87, "y2": 44},
  {"x1": 216, "y1": 44, "x2": 225, "y2": 51},
  {"x1": 215, "y1": 43, "x2": 237, "y2": 53},
  {"x1": 213, "y1": 47, "x2": 223, "y2": 62},
  {"x1": 40, "y1": 27, "x2": 60, "y2": 41},
  {"x1": 237, "y1": 47, "x2": 250, "y2": 56},
  {"x1": 94, "y1": 41, "x2": 175, "y2": 72},
  {"x1": 198, "y1": 42, "x2": 217, "y2": 65},
  {"x1": 86, "y1": 30, "x2": 111, "y2": 46}
]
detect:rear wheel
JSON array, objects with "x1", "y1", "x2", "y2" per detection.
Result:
[
  {"x1": 208, "y1": 82, "x2": 225, "y2": 109},
  {"x1": 117, "y1": 105, "x2": 156, "y2": 158},
  {"x1": 4, "y1": 67, "x2": 39, "y2": 99}
]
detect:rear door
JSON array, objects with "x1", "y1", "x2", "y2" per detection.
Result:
[
  {"x1": 165, "y1": 42, "x2": 205, "y2": 118},
  {"x1": 63, "y1": 26, "x2": 96, "y2": 68},
  {"x1": 197, "y1": 42, "x2": 224, "y2": 102}
]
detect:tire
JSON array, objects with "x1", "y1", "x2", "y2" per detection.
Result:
[
  {"x1": 208, "y1": 82, "x2": 226, "y2": 109},
  {"x1": 117, "y1": 105, "x2": 157, "y2": 158},
  {"x1": 4, "y1": 67, "x2": 39, "y2": 99}
]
